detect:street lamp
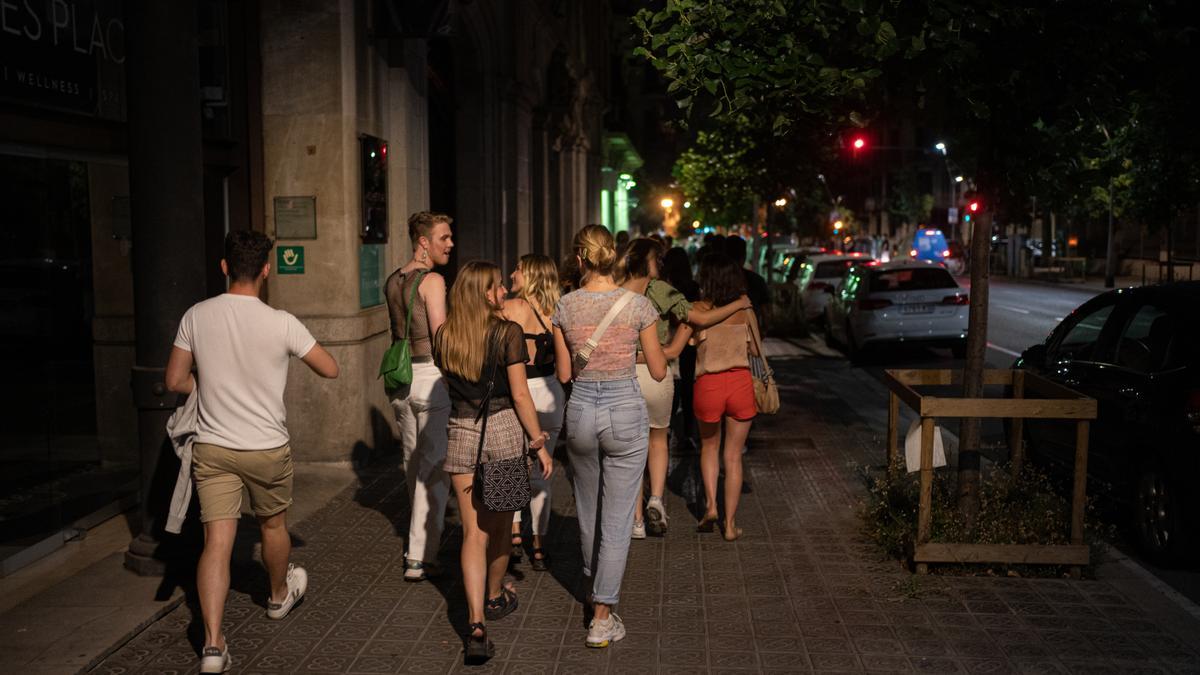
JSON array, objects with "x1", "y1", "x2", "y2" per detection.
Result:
[
  {"x1": 955, "y1": 175, "x2": 964, "y2": 183},
  {"x1": 774, "y1": 198, "x2": 787, "y2": 207},
  {"x1": 683, "y1": 201, "x2": 691, "y2": 208},
  {"x1": 660, "y1": 197, "x2": 674, "y2": 210},
  {"x1": 935, "y1": 141, "x2": 947, "y2": 155}
]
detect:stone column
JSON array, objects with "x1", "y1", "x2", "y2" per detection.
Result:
[{"x1": 123, "y1": 0, "x2": 208, "y2": 575}]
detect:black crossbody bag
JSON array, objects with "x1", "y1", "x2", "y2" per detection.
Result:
[{"x1": 472, "y1": 324, "x2": 531, "y2": 512}]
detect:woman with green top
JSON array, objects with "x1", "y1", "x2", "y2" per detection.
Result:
[{"x1": 617, "y1": 237, "x2": 750, "y2": 538}]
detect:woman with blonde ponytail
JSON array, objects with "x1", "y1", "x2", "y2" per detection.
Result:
[
  {"x1": 434, "y1": 261, "x2": 553, "y2": 664},
  {"x1": 552, "y1": 225, "x2": 668, "y2": 649},
  {"x1": 502, "y1": 254, "x2": 563, "y2": 570}
]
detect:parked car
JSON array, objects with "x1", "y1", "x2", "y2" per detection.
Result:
[
  {"x1": 1016, "y1": 282, "x2": 1200, "y2": 565},
  {"x1": 797, "y1": 252, "x2": 874, "y2": 323},
  {"x1": 825, "y1": 259, "x2": 968, "y2": 360},
  {"x1": 773, "y1": 246, "x2": 825, "y2": 285}
]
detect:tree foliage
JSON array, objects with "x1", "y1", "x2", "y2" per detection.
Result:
[{"x1": 635, "y1": 0, "x2": 1200, "y2": 227}]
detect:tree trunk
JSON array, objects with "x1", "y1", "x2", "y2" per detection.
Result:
[{"x1": 958, "y1": 211, "x2": 992, "y2": 529}]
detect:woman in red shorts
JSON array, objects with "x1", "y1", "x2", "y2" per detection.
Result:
[{"x1": 691, "y1": 253, "x2": 759, "y2": 541}]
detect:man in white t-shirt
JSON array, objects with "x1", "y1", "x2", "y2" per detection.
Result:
[{"x1": 165, "y1": 230, "x2": 338, "y2": 674}]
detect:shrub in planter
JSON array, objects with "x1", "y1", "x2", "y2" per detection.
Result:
[{"x1": 858, "y1": 459, "x2": 1113, "y2": 576}]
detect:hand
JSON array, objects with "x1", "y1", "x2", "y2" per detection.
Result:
[
  {"x1": 536, "y1": 448, "x2": 554, "y2": 480},
  {"x1": 737, "y1": 294, "x2": 752, "y2": 310},
  {"x1": 528, "y1": 431, "x2": 549, "y2": 451}
]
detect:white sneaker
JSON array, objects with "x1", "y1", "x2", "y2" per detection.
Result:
[
  {"x1": 266, "y1": 563, "x2": 308, "y2": 620},
  {"x1": 631, "y1": 521, "x2": 646, "y2": 540},
  {"x1": 645, "y1": 497, "x2": 668, "y2": 536},
  {"x1": 586, "y1": 613, "x2": 626, "y2": 648},
  {"x1": 199, "y1": 645, "x2": 231, "y2": 673}
]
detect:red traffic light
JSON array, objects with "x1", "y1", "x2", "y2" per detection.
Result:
[
  {"x1": 852, "y1": 137, "x2": 866, "y2": 150},
  {"x1": 968, "y1": 201, "x2": 980, "y2": 212}
]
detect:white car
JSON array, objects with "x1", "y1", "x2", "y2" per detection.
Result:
[
  {"x1": 797, "y1": 252, "x2": 875, "y2": 323},
  {"x1": 825, "y1": 259, "x2": 968, "y2": 359}
]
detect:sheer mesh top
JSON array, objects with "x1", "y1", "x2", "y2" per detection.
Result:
[
  {"x1": 385, "y1": 269, "x2": 433, "y2": 357},
  {"x1": 436, "y1": 320, "x2": 529, "y2": 410}
]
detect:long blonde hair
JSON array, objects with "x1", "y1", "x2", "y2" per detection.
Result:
[
  {"x1": 435, "y1": 260, "x2": 502, "y2": 381},
  {"x1": 573, "y1": 224, "x2": 617, "y2": 283},
  {"x1": 517, "y1": 254, "x2": 560, "y2": 316}
]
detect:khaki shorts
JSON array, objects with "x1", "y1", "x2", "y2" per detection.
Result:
[
  {"x1": 193, "y1": 443, "x2": 294, "y2": 522},
  {"x1": 636, "y1": 363, "x2": 675, "y2": 429}
]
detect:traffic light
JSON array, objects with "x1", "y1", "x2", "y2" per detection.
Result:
[
  {"x1": 968, "y1": 200, "x2": 980, "y2": 213},
  {"x1": 852, "y1": 137, "x2": 866, "y2": 150}
]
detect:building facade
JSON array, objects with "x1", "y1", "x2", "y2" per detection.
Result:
[{"x1": 0, "y1": 0, "x2": 622, "y2": 572}]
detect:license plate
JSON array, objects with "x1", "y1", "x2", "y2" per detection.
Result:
[{"x1": 900, "y1": 303, "x2": 934, "y2": 314}]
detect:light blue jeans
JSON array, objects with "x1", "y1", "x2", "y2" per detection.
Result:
[{"x1": 565, "y1": 378, "x2": 649, "y2": 606}]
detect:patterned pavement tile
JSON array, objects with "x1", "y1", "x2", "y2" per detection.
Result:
[{"x1": 89, "y1": 356, "x2": 1200, "y2": 674}]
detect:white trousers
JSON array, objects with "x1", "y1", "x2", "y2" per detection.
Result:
[
  {"x1": 390, "y1": 361, "x2": 451, "y2": 563},
  {"x1": 513, "y1": 375, "x2": 565, "y2": 536}
]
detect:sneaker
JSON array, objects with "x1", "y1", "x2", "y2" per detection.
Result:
[
  {"x1": 631, "y1": 521, "x2": 646, "y2": 540},
  {"x1": 645, "y1": 497, "x2": 668, "y2": 536},
  {"x1": 403, "y1": 559, "x2": 443, "y2": 582},
  {"x1": 266, "y1": 563, "x2": 308, "y2": 620},
  {"x1": 199, "y1": 645, "x2": 231, "y2": 673},
  {"x1": 586, "y1": 613, "x2": 626, "y2": 648}
]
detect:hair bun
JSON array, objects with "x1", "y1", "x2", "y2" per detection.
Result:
[{"x1": 573, "y1": 225, "x2": 617, "y2": 276}]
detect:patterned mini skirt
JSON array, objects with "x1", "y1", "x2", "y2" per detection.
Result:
[{"x1": 444, "y1": 402, "x2": 527, "y2": 475}]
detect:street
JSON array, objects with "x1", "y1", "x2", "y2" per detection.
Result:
[
  {"x1": 830, "y1": 276, "x2": 1200, "y2": 611},
  {"x1": 979, "y1": 278, "x2": 1101, "y2": 364}
]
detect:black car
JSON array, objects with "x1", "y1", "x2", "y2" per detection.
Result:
[{"x1": 1017, "y1": 283, "x2": 1200, "y2": 565}]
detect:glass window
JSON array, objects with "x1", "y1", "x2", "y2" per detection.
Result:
[
  {"x1": 815, "y1": 260, "x2": 854, "y2": 278},
  {"x1": 1115, "y1": 304, "x2": 1180, "y2": 373},
  {"x1": 1054, "y1": 302, "x2": 1114, "y2": 363},
  {"x1": 869, "y1": 268, "x2": 957, "y2": 292}
]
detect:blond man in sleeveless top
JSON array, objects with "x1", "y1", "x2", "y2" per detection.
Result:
[{"x1": 384, "y1": 212, "x2": 454, "y2": 581}]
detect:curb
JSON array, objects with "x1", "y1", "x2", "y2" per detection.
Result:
[{"x1": 79, "y1": 592, "x2": 187, "y2": 674}]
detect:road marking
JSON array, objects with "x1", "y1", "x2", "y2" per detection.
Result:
[
  {"x1": 987, "y1": 343, "x2": 1022, "y2": 358},
  {"x1": 996, "y1": 304, "x2": 1031, "y2": 315}
]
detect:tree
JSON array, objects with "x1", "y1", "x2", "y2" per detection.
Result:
[{"x1": 635, "y1": 0, "x2": 1199, "y2": 528}]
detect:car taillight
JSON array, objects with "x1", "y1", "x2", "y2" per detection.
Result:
[
  {"x1": 941, "y1": 250, "x2": 951, "y2": 257},
  {"x1": 909, "y1": 249, "x2": 917, "y2": 257},
  {"x1": 858, "y1": 298, "x2": 892, "y2": 310},
  {"x1": 1187, "y1": 390, "x2": 1200, "y2": 434},
  {"x1": 941, "y1": 294, "x2": 969, "y2": 305}
]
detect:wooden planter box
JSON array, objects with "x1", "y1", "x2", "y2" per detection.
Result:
[{"x1": 883, "y1": 369, "x2": 1098, "y2": 575}]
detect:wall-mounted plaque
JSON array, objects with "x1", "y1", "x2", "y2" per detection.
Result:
[{"x1": 274, "y1": 196, "x2": 317, "y2": 239}]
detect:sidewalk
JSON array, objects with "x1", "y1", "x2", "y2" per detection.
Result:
[
  {"x1": 0, "y1": 464, "x2": 357, "y2": 675},
  {"x1": 82, "y1": 346, "x2": 1200, "y2": 674}
]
